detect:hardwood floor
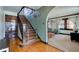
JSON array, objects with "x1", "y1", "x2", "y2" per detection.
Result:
[{"x1": 9, "y1": 38, "x2": 62, "y2": 52}]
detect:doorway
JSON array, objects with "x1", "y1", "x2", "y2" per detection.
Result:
[{"x1": 5, "y1": 15, "x2": 17, "y2": 47}]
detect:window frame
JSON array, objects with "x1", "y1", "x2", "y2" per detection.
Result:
[{"x1": 59, "y1": 18, "x2": 73, "y2": 30}]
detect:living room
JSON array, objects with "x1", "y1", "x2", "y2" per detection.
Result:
[{"x1": 47, "y1": 6, "x2": 79, "y2": 52}]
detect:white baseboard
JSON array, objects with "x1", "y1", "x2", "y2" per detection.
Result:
[{"x1": 0, "y1": 48, "x2": 9, "y2": 52}]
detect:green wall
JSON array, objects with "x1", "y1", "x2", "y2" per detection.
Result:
[{"x1": 26, "y1": 6, "x2": 54, "y2": 42}]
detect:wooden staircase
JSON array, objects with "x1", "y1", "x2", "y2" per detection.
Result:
[{"x1": 17, "y1": 15, "x2": 39, "y2": 47}]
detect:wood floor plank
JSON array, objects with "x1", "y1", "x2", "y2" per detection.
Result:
[{"x1": 9, "y1": 38, "x2": 62, "y2": 52}]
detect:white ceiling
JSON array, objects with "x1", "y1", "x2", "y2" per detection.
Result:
[
  {"x1": 2, "y1": 6, "x2": 41, "y2": 13},
  {"x1": 48, "y1": 6, "x2": 79, "y2": 18}
]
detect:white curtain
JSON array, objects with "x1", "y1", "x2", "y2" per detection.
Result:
[
  {"x1": 68, "y1": 16, "x2": 76, "y2": 31},
  {"x1": 57, "y1": 16, "x2": 76, "y2": 34},
  {"x1": 76, "y1": 15, "x2": 79, "y2": 32}
]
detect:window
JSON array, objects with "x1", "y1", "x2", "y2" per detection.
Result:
[
  {"x1": 24, "y1": 8, "x2": 33, "y2": 16},
  {"x1": 59, "y1": 18, "x2": 74, "y2": 30},
  {"x1": 24, "y1": 8, "x2": 40, "y2": 18}
]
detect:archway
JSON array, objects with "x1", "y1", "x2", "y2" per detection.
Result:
[{"x1": 46, "y1": 6, "x2": 79, "y2": 43}]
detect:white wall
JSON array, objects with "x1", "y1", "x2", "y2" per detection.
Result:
[
  {"x1": 0, "y1": 8, "x2": 17, "y2": 40},
  {"x1": 4, "y1": 10, "x2": 17, "y2": 16},
  {"x1": 76, "y1": 15, "x2": 79, "y2": 32},
  {"x1": 0, "y1": 7, "x2": 5, "y2": 40}
]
